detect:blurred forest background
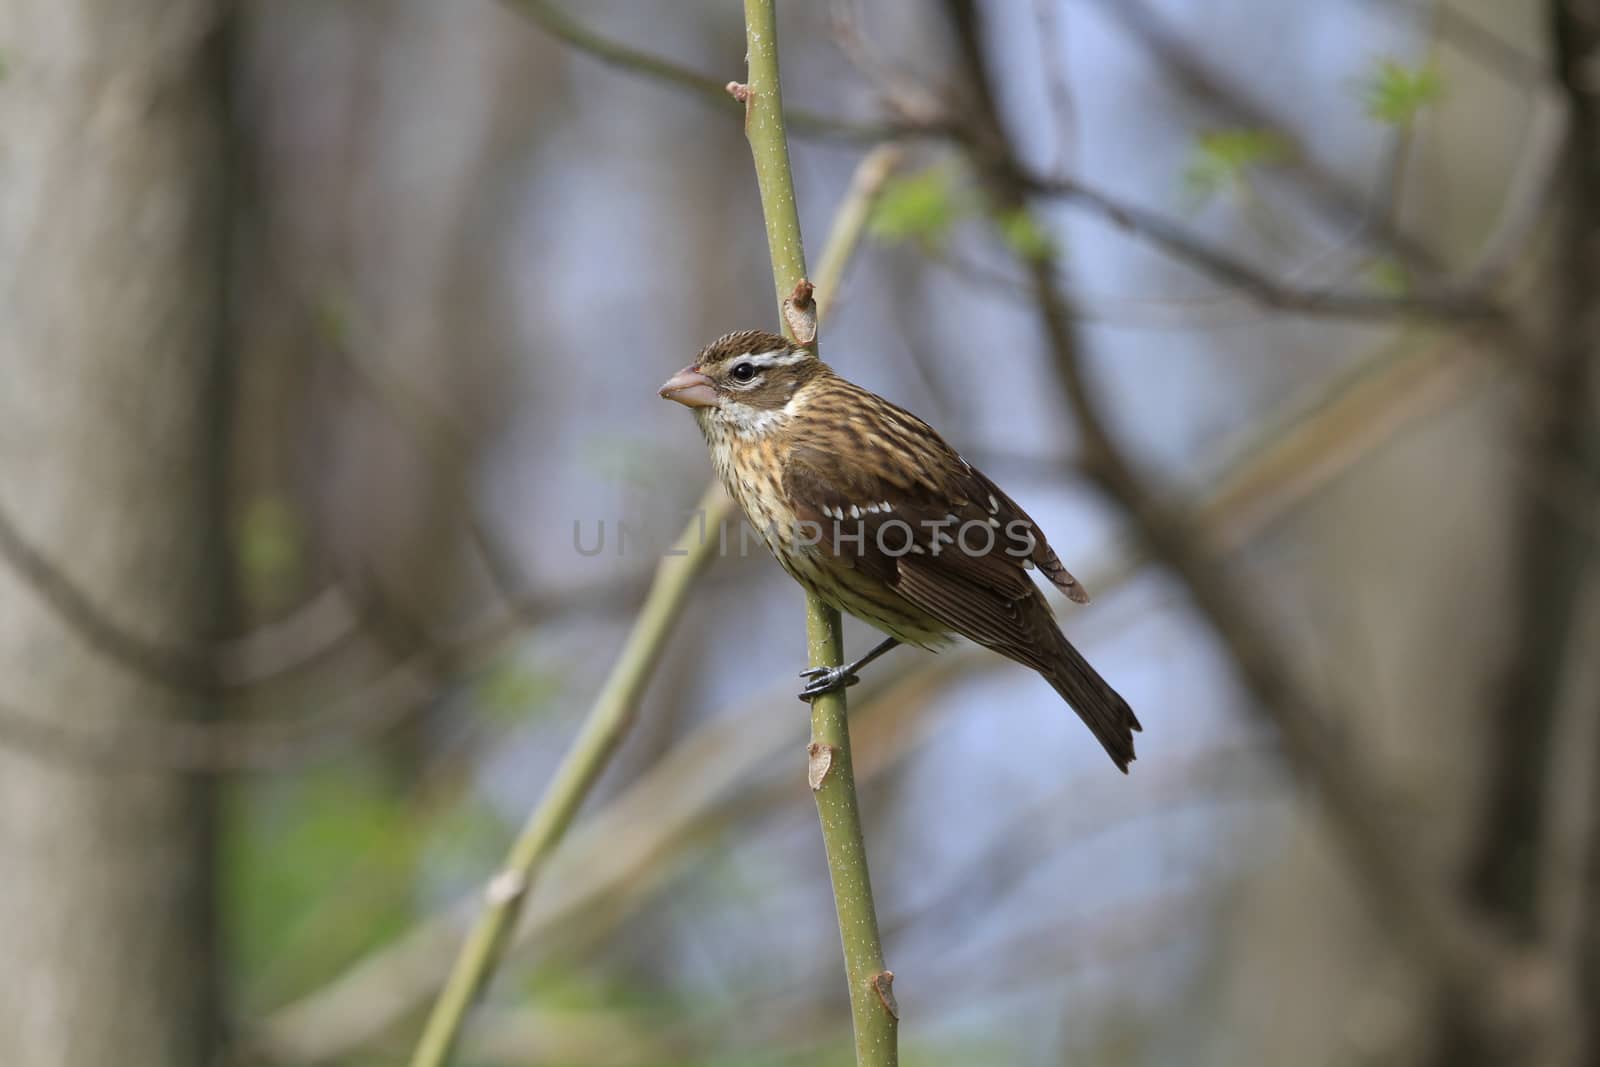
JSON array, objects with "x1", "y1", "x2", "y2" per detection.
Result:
[{"x1": 0, "y1": 0, "x2": 1593, "y2": 1065}]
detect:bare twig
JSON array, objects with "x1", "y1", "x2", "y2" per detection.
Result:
[
  {"x1": 0, "y1": 657, "x2": 442, "y2": 774},
  {"x1": 0, "y1": 558, "x2": 715, "y2": 776},
  {"x1": 1083, "y1": 0, "x2": 1444, "y2": 273},
  {"x1": 490, "y1": 0, "x2": 1559, "y2": 362},
  {"x1": 502, "y1": 0, "x2": 935, "y2": 141},
  {"x1": 1019, "y1": 171, "x2": 1511, "y2": 327},
  {"x1": 1032, "y1": 0, "x2": 1079, "y2": 175},
  {"x1": 943, "y1": 1, "x2": 1563, "y2": 1054},
  {"x1": 0, "y1": 494, "x2": 378, "y2": 696},
  {"x1": 826, "y1": 0, "x2": 945, "y2": 126},
  {"x1": 0, "y1": 504, "x2": 222, "y2": 689},
  {"x1": 503, "y1": 0, "x2": 1544, "y2": 350},
  {"x1": 1088, "y1": 0, "x2": 1562, "y2": 306},
  {"x1": 884, "y1": 744, "x2": 1270, "y2": 944}
]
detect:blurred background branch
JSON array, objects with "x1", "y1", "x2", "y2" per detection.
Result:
[{"x1": 941, "y1": 0, "x2": 1577, "y2": 1061}]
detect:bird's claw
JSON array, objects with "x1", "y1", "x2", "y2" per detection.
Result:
[{"x1": 798, "y1": 665, "x2": 860, "y2": 701}]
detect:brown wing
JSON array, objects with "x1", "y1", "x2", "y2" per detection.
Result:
[
  {"x1": 780, "y1": 392, "x2": 1139, "y2": 771},
  {"x1": 780, "y1": 391, "x2": 1086, "y2": 602},
  {"x1": 782, "y1": 440, "x2": 1061, "y2": 656}
]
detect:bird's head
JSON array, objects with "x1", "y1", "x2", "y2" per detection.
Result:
[{"x1": 658, "y1": 329, "x2": 823, "y2": 438}]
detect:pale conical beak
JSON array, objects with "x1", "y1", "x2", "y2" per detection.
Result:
[{"x1": 658, "y1": 366, "x2": 718, "y2": 409}]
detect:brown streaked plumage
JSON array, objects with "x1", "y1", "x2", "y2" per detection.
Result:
[{"x1": 659, "y1": 329, "x2": 1141, "y2": 771}]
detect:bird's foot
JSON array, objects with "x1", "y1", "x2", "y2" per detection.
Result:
[{"x1": 798, "y1": 665, "x2": 860, "y2": 701}]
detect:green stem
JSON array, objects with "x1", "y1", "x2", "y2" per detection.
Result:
[{"x1": 740, "y1": 3, "x2": 899, "y2": 1064}]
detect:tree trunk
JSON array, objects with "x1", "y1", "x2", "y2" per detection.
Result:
[{"x1": 0, "y1": 3, "x2": 229, "y2": 1064}]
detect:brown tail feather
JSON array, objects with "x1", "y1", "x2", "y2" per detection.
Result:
[{"x1": 1042, "y1": 636, "x2": 1141, "y2": 773}]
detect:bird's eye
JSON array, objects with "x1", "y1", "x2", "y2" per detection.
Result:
[{"x1": 730, "y1": 362, "x2": 758, "y2": 383}]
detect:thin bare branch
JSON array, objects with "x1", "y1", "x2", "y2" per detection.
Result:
[
  {"x1": 502, "y1": 0, "x2": 935, "y2": 142},
  {"x1": 0, "y1": 501, "x2": 369, "y2": 692},
  {"x1": 1083, "y1": 0, "x2": 1444, "y2": 273},
  {"x1": 1032, "y1": 0, "x2": 1079, "y2": 174},
  {"x1": 826, "y1": 0, "x2": 945, "y2": 125},
  {"x1": 0, "y1": 655, "x2": 442, "y2": 775},
  {"x1": 944, "y1": 2, "x2": 1565, "y2": 1056},
  {"x1": 1019, "y1": 170, "x2": 1512, "y2": 326},
  {"x1": 0, "y1": 502, "x2": 220, "y2": 690},
  {"x1": 498, "y1": 0, "x2": 1542, "y2": 348},
  {"x1": 0, "y1": 560, "x2": 693, "y2": 775}
]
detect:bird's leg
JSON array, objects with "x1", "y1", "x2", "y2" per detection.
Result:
[{"x1": 798, "y1": 637, "x2": 901, "y2": 701}]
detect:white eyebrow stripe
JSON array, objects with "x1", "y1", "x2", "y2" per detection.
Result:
[{"x1": 743, "y1": 348, "x2": 809, "y2": 367}]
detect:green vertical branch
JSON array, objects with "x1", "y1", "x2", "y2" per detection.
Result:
[
  {"x1": 403, "y1": 29, "x2": 898, "y2": 1062},
  {"x1": 738, "y1": 3, "x2": 899, "y2": 1065}
]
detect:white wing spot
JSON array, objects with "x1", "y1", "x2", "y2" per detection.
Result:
[
  {"x1": 849, "y1": 505, "x2": 862, "y2": 519},
  {"x1": 988, "y1": 494, "x2": 1000, "y2": 514}
]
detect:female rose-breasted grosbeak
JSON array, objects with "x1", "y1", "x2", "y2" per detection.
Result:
[{"x1": 659, "y1": 329, "x2": 1141, "y2": 771}]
